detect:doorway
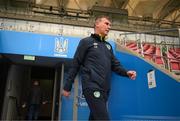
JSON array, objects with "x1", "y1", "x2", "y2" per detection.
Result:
[
  {"x1": 21, "y1": 66, "x2": 55, "y2": 120},
  {"x1": 1, "y1": 64, "x2": 63, "y2": 120}
]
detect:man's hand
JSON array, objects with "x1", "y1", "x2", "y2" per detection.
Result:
[
  {"x1": 127, "y1": 70, "x2": 137, "y2": 80},
  {"x1": 22, "y1": 103, "x2": 26, "y2": 108},
  {"x1": 42, "y1": 101, "x2": 48, "y2": 105},
  {"x1": 62, "y1": 90, "x2": 71, "y2": 97}
]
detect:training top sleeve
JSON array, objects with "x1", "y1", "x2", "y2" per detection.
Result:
[
  {"x1": 63, "y1": 38, "x2": 89, "y2": 91},
  {"x1": 111, "y1": 50, "x2": 128, "y2": 77}
]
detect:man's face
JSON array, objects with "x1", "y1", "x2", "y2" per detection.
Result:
[
  {"x1": 95, "y1": 18, "x2": 111, "y2": 36},
  {"x1": 33, "y1": 81, "x2": 39, "y2": 86}
]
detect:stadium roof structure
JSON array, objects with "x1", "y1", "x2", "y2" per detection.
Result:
[{"x1": 0, "y1": 0, "x2": 179, "y2": 32}]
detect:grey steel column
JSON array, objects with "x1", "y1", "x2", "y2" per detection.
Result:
[
  {"x1": 58, "y1": 63, "x2": 64, "y2": 120},
  {"x1": 51, "y1": 67, "x2": 58, "y2": 121},
  {"x1": 73, "y1": 75, "x2": 79, "y2": 121}
]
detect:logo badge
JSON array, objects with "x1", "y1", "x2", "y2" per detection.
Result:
[
  {"x1": 93, "y1": 42, "x2": 98, "y2": 48},
  {"x1": 54, "y1": 37, "x2": 68, "y2": 57},
  {"x1": 93, "y1": 91, "x2": 100, "y2": 98},
  {"x1": 54, "y1": 37, "x2": 68, "y2": 53},
  {"x1": 106, "y1": 44, "x2": 111, "y2": 50}
]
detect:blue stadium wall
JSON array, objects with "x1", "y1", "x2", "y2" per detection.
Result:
[
  {"x1": 0, "y1": 30, "x2": 180, "y2": 120},
  {"x1": 109, "y1": 51, "x2": 180, "y2": 120}
]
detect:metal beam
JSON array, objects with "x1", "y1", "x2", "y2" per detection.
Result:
[
  {"x1": 119, "y1": 28, "x2": 179, "y2": 35},
  {"x1": 172, "y1": 10, "x2": 180, "y2": 23},
  {"x1": 158, "y1": 0, "x2": 180, "y2": 20},
  {"x1": 155, "y1": 0, "x2": 180, "y2": 26},
  {"x1": 112, "y1": 0, "x2": 119, "y2": 8},
  {"x1": 122, "y1": 0, "x2": 129, "y2": 9},
  {"x1": 0, "y1": 8, "x2": 179, "y2": 36}
]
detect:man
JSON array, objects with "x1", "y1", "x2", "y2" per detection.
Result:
[
  {"x1": 22, "y1": 80, "x2": 47, "y2": 120},
  {"x1": 62, "y1": 16, "x2": 136, "y2": 120}
]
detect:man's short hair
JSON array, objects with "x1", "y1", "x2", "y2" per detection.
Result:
[{"x1": 94, "y1": 15, "x2": 111, "y2": 27}]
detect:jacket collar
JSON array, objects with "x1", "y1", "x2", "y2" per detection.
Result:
[{"x1": 91, "y1": 34, "x2": 106, "y2": 42}]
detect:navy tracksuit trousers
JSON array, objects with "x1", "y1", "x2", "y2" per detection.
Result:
[{"x1": 83, "y1": 88, "x2": 110, "y2": 121}]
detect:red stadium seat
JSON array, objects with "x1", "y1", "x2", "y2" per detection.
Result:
[
  {"x1": 167, "y1": 52, "x2": 180, "y2": 71},
  {"x1": 154, "y1": 47, "x2": 164, "y2": 65},
  {"x1": 143, "y1": 44, "x2": 155, "y2": 60}
]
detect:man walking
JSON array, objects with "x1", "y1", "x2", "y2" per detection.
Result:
[{"x1": 62, "y1": 16, "x2": 136, "y2": 120}]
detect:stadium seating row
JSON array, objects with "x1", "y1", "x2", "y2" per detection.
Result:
[{"x1": 125, "y1": 41, "x2": 180, "y2": 72}]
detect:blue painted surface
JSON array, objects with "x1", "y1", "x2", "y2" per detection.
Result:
[
  {"x1": 108, "y1": 52, "x2": 180, "y2": 120},
  {"x1": 61, "y1": 88, "x2": 74, "y2": 120},
  {"x1": 60, "y1": 72, "x2": 74, "y2": 120},
  {"x1": 0, "y1": 30, "x2": 80, "y2": 58},
  {"x1": 0, "y1": 30, "x2": 115, "y2": 59}
]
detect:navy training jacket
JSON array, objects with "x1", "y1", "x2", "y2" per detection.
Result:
[{"x1": 63, "y1": 34, "x2": 128, "y2": 92}]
